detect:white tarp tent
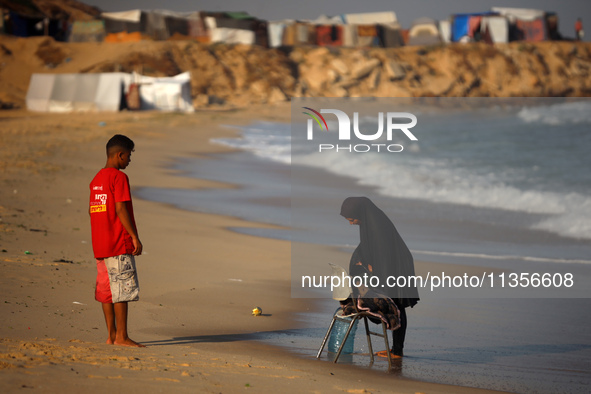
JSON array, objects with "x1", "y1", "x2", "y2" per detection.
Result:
[
  {"x1": 343, "y1": 11, "x2": 397, "y2": 25},
  {"x1": 267, "y1": 21, "x2": 287, "y2": 47},
  {"x1": 205, "y1": 16, "x2": 256, "y2": 45},
  {"x1": 209, "y1": 27, "x2": 255, "y2": 44},
  {"x1": 309, "y1": 14, "x2": 345, "y2": 25},
  {"x1": 439, "y1": 19, "x2": 451, "y2": 43},
  {"x1": 131, "y1": 71, "x2": 194, "y2": 112},
  {"x1": 26, "y1": 73, "x2": 130, "y2": 112},
  {"x1": 102, "y1": 10, "x2": 142, "y2": 23},
  {"x1": 490, "y1": 7, "x2": 545, "y2": 22},
  {"x1": 26, "y1": 72, "x2": 194, "y2": 113},
  {"x1": 408, "y1": 17, "x2": 442, "y2": 46},
  {"x1": 482, "y1": 16, "x2": 509, "y2": 43}
]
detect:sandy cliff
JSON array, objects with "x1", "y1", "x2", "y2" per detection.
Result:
[{"x1": 1, "y1": 36, "x2": 590, "y2": 109}]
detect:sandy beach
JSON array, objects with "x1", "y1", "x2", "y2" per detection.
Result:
[{"x1": 0, "y1": 106, "x2": 517, "y2": 393}]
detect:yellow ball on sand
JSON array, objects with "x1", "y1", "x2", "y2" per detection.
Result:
[{"x1": 252, "y1": 307, "x2": 262, "y2": 316}]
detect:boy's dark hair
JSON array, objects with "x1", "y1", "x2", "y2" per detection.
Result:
[{"x1": 106, "y1": 134, "x2": 135, "y2": 156}]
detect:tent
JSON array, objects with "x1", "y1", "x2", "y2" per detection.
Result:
[
  {"x1": 439, "y1": 20, "x2": 451, "y2": 43},
  {"x1": 205, "y1": 16, "x2": 269, "y2": 46},
  {"x1": 0, "y1": 1, "x2": 77, "y2": 41},
  {"x1": 491, "y1": 7, "x2": 547, "y2": 42},
  {"x1": 340, "y1": 24, "x2": 357, "y2": 47},
  {"x1": 545, "y1": 12, "x2": 561, "y2": 40},
  {"x1": 130, "y1": 72, "x2": 194, "y2": 112},
  {"x1": 26, "y1": 72, "x2": 194, "y2": 113},
  {"x1": 102, "y1": 9, "x2": 207, "y2": 41},
  {"x1": 355, "y1": 25, "x2": 380, "y2": 47},
  {"x1": 408, "y1": 17, "x2": 441, "y2": 46},
  {"x1": 451, "y1": 12, "x2": 498, "y2": 42},
  {"x1": 26, "y1": 73, "x2": 130, "y2": 112},
  {"x1": 316, "y1": 25, "x2": 343, "y2": 46},
  {"x1": 69, "y1": 20, "x2": 105, "y2": 42},
  {"x1": 481, "y1": 16, "x2": 508, "y2": 43},
  {"x1": 102, "y1": 9, "x2": 144, "y2": 33},
  {"x1": 343, "y1": 11, "x2": 397, "y2": 25},
  {"x1": 209, "y1": 27, "x2": 256, "y2": 44},
  {"x1": 279, "y1": 22, "x2": 316, "y2": 46},
  {"x1": 143, "y1": 10, "x2": 199, "y2": 40},
  {"x1": 268, "y1": 21, "x2": 288, "y2": 47},
  {"x1": 203, "y1": 12, "x2": 268, "y2": 46},
  {"x1": 490, "y1": 7, "x2": 544, "y2": 22},
  {"x1": 209, "y1": 28, "x2": 256, "y2": 45},
  {"x1": 4, "y1": 10, "x2": 66, "y2": 40},
  {"x1": 514, "y1": 18, "x2": 546, "y2": 42},
  {"x1": 380, "y1": 23, "x2": 404, "y2": 47},
  {"x1": 309, "y1": 14, "x2": 345, "y2": 25}
]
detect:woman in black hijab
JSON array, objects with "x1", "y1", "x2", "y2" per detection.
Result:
[{"x1": 340, "y1": 196, "x2": 419, "y2": 358}]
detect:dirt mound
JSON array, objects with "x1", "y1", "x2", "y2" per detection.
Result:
[{"x1": 1, "y1": 35, "x2": 591, "y2": 110}]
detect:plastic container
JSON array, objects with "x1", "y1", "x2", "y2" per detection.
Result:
[{"x1": 327, "y1": 308, "x2": 358, "y2": 354}]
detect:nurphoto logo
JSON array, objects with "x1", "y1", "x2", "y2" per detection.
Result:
[{"x1": 302, "y1": 107, "x2": 418, "y2": 153}]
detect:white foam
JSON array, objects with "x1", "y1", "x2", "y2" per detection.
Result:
[
  {"x1": 415, "y1": 250, "x2": 591, "y2": 265},
  {"x1": 518, "y1": 101, "x2": 591, "y2": 125},
  {"x1": 296, "y1": 151, "x2": 591, "y2": 240},
  {"x1": 212, "y1": 122, "x2": 292, "y2": 164}
]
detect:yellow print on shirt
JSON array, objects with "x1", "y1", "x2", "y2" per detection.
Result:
[{"x1": 90, "y1": 205, "x2": 106, "y2": 213}]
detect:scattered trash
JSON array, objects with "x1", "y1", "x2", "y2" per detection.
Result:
[
  {"x1": 24, "y1": 251, "x2": 32, "y2": 255},
  {"x1": 54, "y1": 259, "x2": 74, "y2": 264},
  {"x1": 72, "y1": 302, "x2": 86, "y2": 305},
  {"x1": 228, "y1": 278, "x2": 243, "y2": 282},
  {"x1": 98, "y1": 121, "x2": 106, "y2": 127},
  {"x1": 29, "y1": 229, "x2": 45, "y2": 233},
  {"x1": 252, "y1": 307, "x2": 262, "y2": 316}
]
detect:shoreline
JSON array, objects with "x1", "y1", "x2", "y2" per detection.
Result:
[{"x1": 0, "y1": 107, "x2": 507, "y2": 393}]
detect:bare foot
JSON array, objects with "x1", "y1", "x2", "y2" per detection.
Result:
[
  {"x1": 106, "y1": 338, "x2": 115, "y2": 345},
  {"x1": 375, "y1": 350, "x2": 402, "y2": 359},
  {"x1": 114, "y1": 338, "x2": 146, "y2": 347}
]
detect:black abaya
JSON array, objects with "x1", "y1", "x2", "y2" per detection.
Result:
[{"x1": 341, "y1": 197, "x2": 419, "y2": 356}]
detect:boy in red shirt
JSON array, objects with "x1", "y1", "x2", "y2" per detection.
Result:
[{"x1": 89, "y1": 134, "x2": 145, "y2": 347}]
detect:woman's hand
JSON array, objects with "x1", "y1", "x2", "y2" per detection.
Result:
[{"x1": 355, "y1": 262, "x2": 373, "y2": 273}]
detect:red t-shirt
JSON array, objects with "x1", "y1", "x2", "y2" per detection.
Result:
[{"x1": 89, "y1": 168, "x2": 136, "y2": 259}]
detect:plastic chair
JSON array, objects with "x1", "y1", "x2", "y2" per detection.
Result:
[{"x1": 316, "y1": 264, "x2": 393, "y2": 369}]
